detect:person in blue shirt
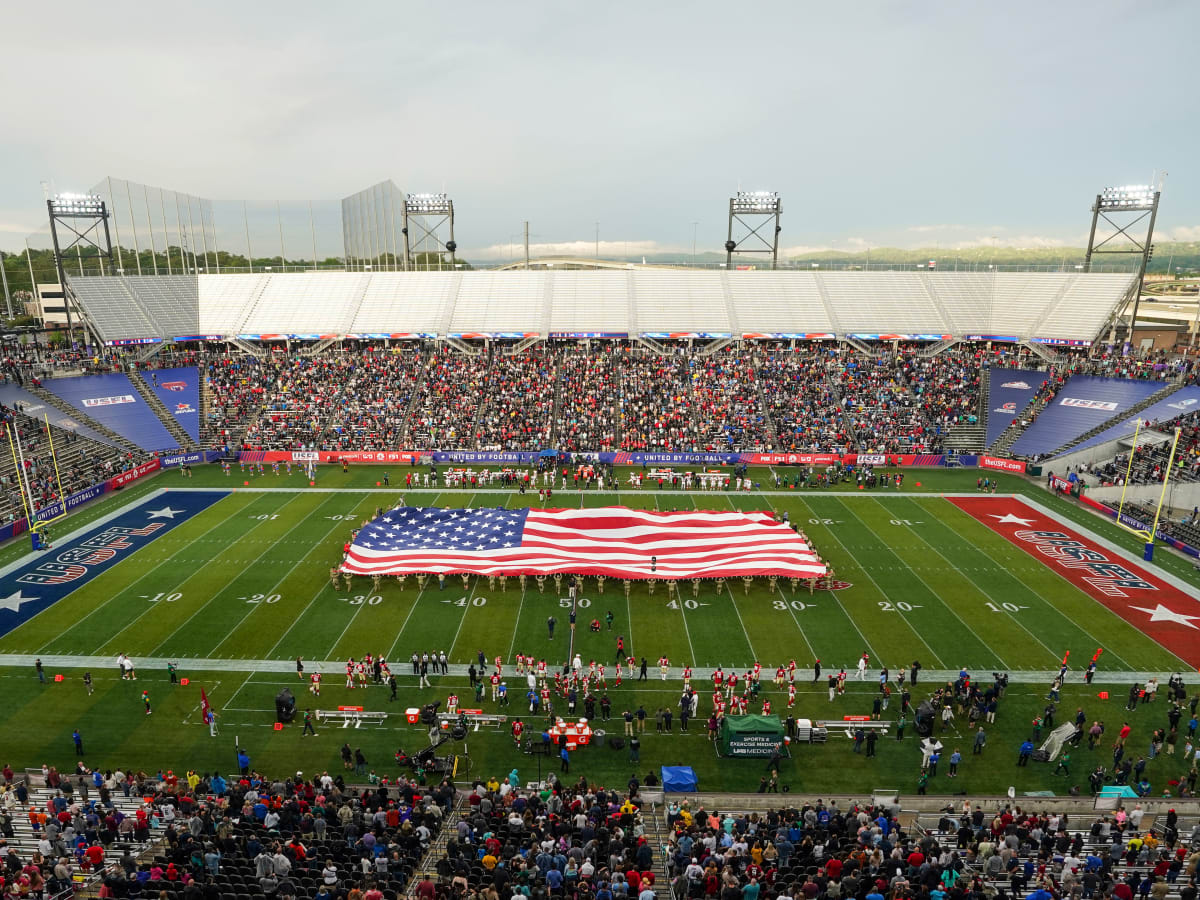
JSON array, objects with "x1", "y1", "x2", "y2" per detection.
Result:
[
  {"x1": 1018, "y1": 740, "x2": 1034, "y2": 766},
  {"x1": 560, "y1": 746, "x2": 569, "y2": 773},
  {"x1": 547, "y1": 869, "x2": 564, "y2": 891},
  {"x1": 949, "y1": 749, "x2": 962, "y2": 777}
]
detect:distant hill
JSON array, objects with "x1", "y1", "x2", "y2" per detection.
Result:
[{"x1": 625, "y1": 242, "x2": 1200, "y2": 274}]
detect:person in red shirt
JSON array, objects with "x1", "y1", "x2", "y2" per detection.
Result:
[{"x1": 1117, "y1": 722, "x2": 1132, "y2": 746}]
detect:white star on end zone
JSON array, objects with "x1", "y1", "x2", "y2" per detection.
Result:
[
  {"x1": 1130, "y1": 604, "x2": 1200, "y2": 629},
  {"x1": 0, "y1": 590, "x2": 38, "y2": 613},
  {"x1": 145, "y1": 506, "x2": 184, "y2": 519},
  {"x1": 990, "y1": 513, "x2": 1036, "y2": 526}
]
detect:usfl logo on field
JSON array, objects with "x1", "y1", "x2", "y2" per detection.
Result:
[
  {"x1": 1000, "y1": 380, "x2": 1031, "y2": 389},
  {"x1": 161, "y1": 381, "x2": 186, "y2": 392},
  {"x1": 174, "y1": 403, "x2": 196, "y2": 415}
]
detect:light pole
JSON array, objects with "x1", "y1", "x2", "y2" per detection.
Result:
[{"x1": 692, "y1": 222, "x2": 698, "y2": 267}]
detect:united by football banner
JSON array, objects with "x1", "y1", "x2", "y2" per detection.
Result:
[
  {"x1": 239, "y1": 449, "x2": 949, "y2": 468},
  {"x1": 341, "y1": 505, "x2": 827, "y2": 580}
]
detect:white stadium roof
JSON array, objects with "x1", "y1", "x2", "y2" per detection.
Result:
[{"x1": 66, "y1": 269, "x2": 1136, "y2": 346}]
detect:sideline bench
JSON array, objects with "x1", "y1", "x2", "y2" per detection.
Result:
[{"x1": 316, "y1": 707, "x2": 387, "y2": 728}]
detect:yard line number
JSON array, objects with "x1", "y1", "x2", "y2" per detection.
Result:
[
  {"x1": 878, "y1": 600, "x2": 919, "y2": 612},
  {"x1": 773, "y1": 600, "x2": 812, "y2": 612},
  {"x1": 341, "y1": 594, "x2": 382, "y2": 606}
]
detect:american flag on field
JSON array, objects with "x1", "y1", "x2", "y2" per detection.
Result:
[{"x1": 340, "y1": 506, "x2": 826, "y2": 580}]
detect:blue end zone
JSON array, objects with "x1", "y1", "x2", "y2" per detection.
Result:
[{"x1": 0, "y1": 490, "x2": 229, "y2": 639}]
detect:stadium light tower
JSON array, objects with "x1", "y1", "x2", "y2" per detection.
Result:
[
  {"x1": 725, "y1": 191, "x2": 782, "y2": 270},
  {"x1": 47, "y1": 192, "x2": 114, "y2": 340},
  {"x1": 1084, "y1": 181, "x2": 1162, "y2": 346},
  {"x1": 402, "y1": 192, "x2": 456, "y2": 271}
]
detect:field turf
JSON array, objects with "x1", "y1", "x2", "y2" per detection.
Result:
[{"x1": 0, "y1": 464, "x2": 1196, "y2": 797}]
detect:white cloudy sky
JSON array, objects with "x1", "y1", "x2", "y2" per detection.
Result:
[{"x1": 2, "y1": 0, "x2": 1198, "y2": 260}]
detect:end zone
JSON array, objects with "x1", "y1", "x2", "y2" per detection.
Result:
[
  {"x1": 949, "y1": 495, "x2": 1200, "y2": 668},
  {"x1": 0, "y1": 490, "x2": 230, "y2": 640}
]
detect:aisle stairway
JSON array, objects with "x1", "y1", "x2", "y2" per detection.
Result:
[{"x1": 132, "y1": 373, "x2": 196, "y2": 450}]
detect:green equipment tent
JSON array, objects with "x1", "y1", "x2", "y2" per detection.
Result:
[{"x1": 719, "y1": 714, "x2": 786, "y2": 757}]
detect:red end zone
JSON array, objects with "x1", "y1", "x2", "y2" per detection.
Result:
[{"x1": 948, "y1": 496, "x2": 1200, "y2": 668}]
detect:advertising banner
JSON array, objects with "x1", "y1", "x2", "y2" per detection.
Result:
[
  {"x1": 108, "y1": 459, "x2": 162, "y2": 489},
  {"x1": 980, "y1": 455, "x2": 1027, "y2": 474},
  {"x1": 719, "y1": 715, "x2": 786, "y2": 757},
  {"x1": 159, "y1": 450, "x2": 223, "y2": 468},
  {"x1": 148, "y1": 367, "x2": 200, "y2": 442}
]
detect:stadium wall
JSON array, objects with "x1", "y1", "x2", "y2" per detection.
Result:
[{"x1": 237, "y1": 450, "x2": 956, "y2": 467}]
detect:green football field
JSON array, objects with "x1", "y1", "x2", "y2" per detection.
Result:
[{"x1": 0, "y1": 464, "x2": 1197, "y2": 796}]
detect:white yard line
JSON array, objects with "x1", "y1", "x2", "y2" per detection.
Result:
[
  {"x1": 823, "y1": 497, "x2": 946, "y2": 667},
  {"x1": 140, "y1": 493, "x2": 315, "y2": 658},
  {"x1": 760, "y1": 494, "x2": 883, "y2": 665},
  {"x1": 35, "y1": 493, "x2": 250, "y2": 654},
  {"x1": 0, "y1": 653, "x2": 1162, "y2": 683},
  {"x1": 207, "y1": 493, "x2": 357, "y2": 657},
  {"x1": 859, "y1": 495, "x2": 1011, "y2": 670}
]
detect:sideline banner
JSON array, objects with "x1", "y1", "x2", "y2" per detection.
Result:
[
  {"x1": 980, "y1": 455, "x2": 1026, "y2": 474},
  {"x1": 238, "y1": 449, "x2": 955, "y2": 468},
  {"x1": 109, "y1": 459, "x2": 161, "y2": 489},
  {"x1": 160, "y1": 450, "x2": 224, "y2": 468}
]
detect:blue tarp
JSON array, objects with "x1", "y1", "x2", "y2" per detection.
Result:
[
  {"x1": 43, "y1": 373, "x2": 181, "y2": 452},
  {"x1": 1059, "y1": 386, "x2": 1200, "y2": 457},
  {"x1": 146, "y1": 367, "x2": 200, "y2": 442},
  {"x1": 0, "y1": 383, "x2": 119, "y2": 447},
  {"x1": 661, "y1": 766, "x2": 698, "y2": 792},
  {"x1": 1098, "y1": 786, "x2": 1138, "y2": 799},
  {"x1": 984, "y1": 368, "x2": 1045, "y2": 447},
  {"x1": 1010, "y1": 376, "x2": 1162, "y2": 458}
]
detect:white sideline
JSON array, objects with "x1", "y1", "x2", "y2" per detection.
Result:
[{"x1": 0, "y1": 654, "x2": 1170, "y2": 685}]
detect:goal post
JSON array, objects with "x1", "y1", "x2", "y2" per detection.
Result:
[{"x1": 1115, "y1": 424, "x2": 1182, "y2": 561}]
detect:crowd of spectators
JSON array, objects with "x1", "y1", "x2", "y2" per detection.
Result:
[
  {"x1": 835, "y1": 349, "x2": 981, "y2": 454},
  {"x1": 556, "y1": 345, "x2": 619, "y2": 452},
  {"x1": 406, "y1": 350, "x2": 493, "y2": 450},
  {"x1": 619, "y1": 348, "x2": 699, "y2": 452},
  {"x1": 323, "y1": 349, "x2": 427, "y2": 452},
  {"x1": 660, "y1": 797, "x2": 1199, "y2": 900},
  {"x1": 690, "y1": 348, "x2": 774, "y2": 451},
  {"x1": 241, "y1": 355, "x2": 359, "y2": 451},
  {"x1": 757, "y1": 346, "x2": 854, "y2": 454},
  {"x1": 474, "y1": 348, "x2": 559, "y2": 452},
  {"x1": 428, "y1": 773, "x2": 661, "y2": 900},
  {"x1": 0, "y1": 764, "x2": 452, "y2": 900},
  {"x1": 190, "y1": 341, "x2": 1198, "y2": 455}
]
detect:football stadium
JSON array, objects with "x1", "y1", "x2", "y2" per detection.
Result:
[
  {"x1": 3, "y1": 6, "x2": 1200, "y2": 898},
  {"x1": 1, "y1": 201, "x2": 1199, "y2": 896}
]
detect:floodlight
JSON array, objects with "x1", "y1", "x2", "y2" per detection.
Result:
[{"x1": 1096, "y1": 185, "x2": 1155, "y2": 211}]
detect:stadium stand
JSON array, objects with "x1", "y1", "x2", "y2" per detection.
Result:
[
  {"x1": 322, "y1": 348, "x2": 428, "y2": 452},
  {"x1": 0, "y1": 402, "x2": 146, "y2": 524},
  {"x1": 66, "y1": 270, "x2": 1140, "y2": 345},
  {"x1": 556, "y1": 344, "x2": 620, "y2": 451},
  {"x1": 1010, "y1": 376, "x2": 1167, "y2": 460},
  {"x1": 41, "y1": 372, "x2": 183, "y2": 453},
  {"x1": 0, "y1": 766, "x2": 450, "y2": 900}
]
